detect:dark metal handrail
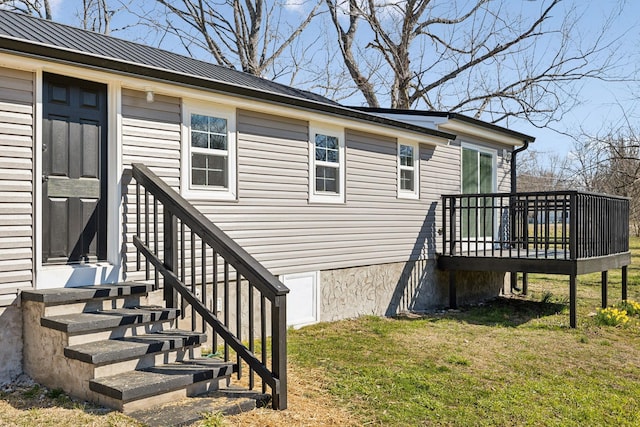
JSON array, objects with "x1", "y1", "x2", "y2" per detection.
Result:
[
  {"x1": 442, "y1": 190, "x2": 630, "y2": 260},
  {"x1": 131, "y1": 163, "x2": 288, "y2": 410}
]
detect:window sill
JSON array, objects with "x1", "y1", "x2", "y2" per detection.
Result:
[
  {"x1": 181, "y1": 187, "x2": 237, "y2": 202},
  {"x1": 397, "y1": 192, "x2": 420, "y2": 200}
]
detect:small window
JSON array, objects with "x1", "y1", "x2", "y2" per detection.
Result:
[
  {"x1": 398, "y1": 141, "x2": 419, "y2": 199},
  {"x1": 182, "y1": 104, "x2": 236, "y2": 200},
  {"x1": 309, "y1": 125, "x2": 345, "y2": 203},
  {"x1": 190, "y1": 114, "x2": 228, "y2": 188}
]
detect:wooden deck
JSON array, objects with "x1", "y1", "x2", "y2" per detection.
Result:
[{"x1": 439, "y1": 191, "x2": 631, "y2": 327}]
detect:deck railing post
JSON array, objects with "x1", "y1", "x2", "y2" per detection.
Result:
[
  {"x1": 163, "y1": 208, "x2": 178, "y2": 308},
  {"x1": 442, "y1": 197, "x2": 447, "y2": 255},
  {"x1": 569, "y1": 193, "x2": 578, "y2": 260},
  {"x1": 449, "y1": 197, "x2": 457, "y2": 256},
  {"x1": 271, "y1": 294, "x2": 288, "y2": 410}
]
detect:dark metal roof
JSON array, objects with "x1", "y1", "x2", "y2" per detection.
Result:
[
  {"x1": 353, "y1": 107, "x2": 536, "y2": 143},
  {"x1": 0, "y1": 10, "x2": 455, "y2": 141}
]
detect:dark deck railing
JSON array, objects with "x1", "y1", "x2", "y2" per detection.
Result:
[
  {"x1": 131, "y1": 163, "x2": 288, "y2": 410},
  {"x1": 442, "y1": 191, "x2": 630, "y2": 260}
]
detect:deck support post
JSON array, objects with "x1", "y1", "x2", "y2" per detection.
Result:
[
  {"x1": 449, "y1": 271, "x2": 457, "y2": 309},
  {"x1": 622, "y1": 266, "x2": 628, "y2": 301},
  {"x1": 510, "y1": 272, "x2": 518, "y2": 293},
  {"x1": 569, "y1": 274, "x2": 577, "y2": 328},
  {"x1": 601, "y1": 271, "x2": 608, "y2": 308},
  {"x1": 522, "y1": 273, "x2": 528, "y2": 295}
]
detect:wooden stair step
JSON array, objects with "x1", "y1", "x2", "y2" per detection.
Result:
[
  {"x1": 40, "y1": 306, "x2": 179, "y2": 333},
  {"x1": 21, "y1": 283, "x2": 153, "y2": 304},
  {"x1": 89, "y1": 359, "x2": 235, "y2": 403},
  {"x1": 64, "y1": 330, "x2": 207, "y2": 365}
]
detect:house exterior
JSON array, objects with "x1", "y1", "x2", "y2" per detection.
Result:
[{"x1": 0, "y1": 10, "x2": 535, "y2": 385}]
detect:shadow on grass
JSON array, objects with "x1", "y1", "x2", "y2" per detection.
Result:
[{"x1": 397, "y1": 296, "x2": 568, "y2": 328}]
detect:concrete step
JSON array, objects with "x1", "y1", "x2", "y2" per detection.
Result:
[
  {"x1": 127, "y1": 388, "x2": 271, "y2": 426},
  {"x1": 41, "y1": 306, "x2": 180, "y2": 334},
  {"x1": 89, "y1": 359, "x2": 235, "y2": 412},
  {"x1": 22, "y1": 283, "x2": 155, "y2": 316},
  {"x1": 64, "y1": 329, "x2": 207, "y2": 365},
  {"x1": 22, "y1": 283, "x2": 153, "y2": 304}
]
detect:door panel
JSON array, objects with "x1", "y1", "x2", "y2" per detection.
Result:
[{"x1": 42, "y1": 73, "x2": 107, "y2": 265}]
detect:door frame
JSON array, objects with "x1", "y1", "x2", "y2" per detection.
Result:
[
  {"x1": 34, "y1": 69, "x2": 123, "y2": 289},
  {"x1": 460, "y1": 142, "x2": 498, "y2": 253}
]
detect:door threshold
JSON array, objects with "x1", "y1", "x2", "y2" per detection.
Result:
[{"x1": 37, "y1": 263, "x2": 121, "y2": 290}]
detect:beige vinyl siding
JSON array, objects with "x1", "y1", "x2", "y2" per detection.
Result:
[
  {"x1": 0, "y1": 68, "x2": 33, "y2": 293},
  {"x1": 192, "y1": 111, "x2": 451, "y2": 276},
  {"x1": 121, "y1": 89, "x2": 181, "y2": 281}
]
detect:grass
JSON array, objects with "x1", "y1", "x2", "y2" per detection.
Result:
[{"x1": 3, "y1": 239, "x2": 640, "y2": 426}]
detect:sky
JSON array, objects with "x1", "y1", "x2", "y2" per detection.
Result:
[
  {"x1": 50, "y1": 0, "x2": 640, "y2": 162},
  {"x1": 509, "y1": 0, "x2": 639, "y2": 158}
]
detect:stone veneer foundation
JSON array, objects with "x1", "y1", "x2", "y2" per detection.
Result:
[
  {"x1": 0, "y1": 297, "x2": 23, "y2": 385},
  {"x1": 320, "y1": 259, "x2": 504, "y2": 321}
]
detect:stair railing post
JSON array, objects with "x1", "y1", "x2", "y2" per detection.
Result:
[
  {"x1": 163, "y1": 207, "x2": 178, "y2": 309},
  {"x1": 271, "y1": 294, "x2": 287, "y2": 410}
]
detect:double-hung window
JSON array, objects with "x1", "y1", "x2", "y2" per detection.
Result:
[
  {"x1": 181, "y1": 103, "x2": 236, "y2": 200},
  {"x1": 309, "y1": 125, "x2": 345, "y2": 203},
  {"x1": 397, "y1": 141, "x2": 419, "y2": 199}
]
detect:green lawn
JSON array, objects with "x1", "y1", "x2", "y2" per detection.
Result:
[
  {"x1": 284, "y1": 238, "x2": 640, "y2": 426},
  {"x1": 4, "y1": 240, "x2": 640, "y2": 426}
]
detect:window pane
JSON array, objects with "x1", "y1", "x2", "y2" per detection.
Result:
[
  {"x1": 192, "y1": 169, "x2": 206, "y2": 186},
  {"x1": 209, "y1": 117, "x2": 227, "y2": 134},
  {"x1": 191, "y1": 131, "x2": 209, "y2": 148},
  {"x1": 191, "y1": 114, "x2": 208, "y2": 131},
  {"x1": 316, "y1": 165, "x2": 338, "y2": 193},
  {"x1": 479, "y1": 152, "x2": 493, "y2": 193},
  {"x1": 210, "y1": 134, "x2": 227, "y2": 150},
  {"x1": 400, "y1": 145, "x2": 413, "y2": 167},
  {"x1": 326, "y1": 135, "x2": 338, "y2": 150},
  {"x1": 315, "y1": 134, "x2": 327, "y2": 148},
  {"x1": 326, "y1": 147, "x2": 338, "y2": 163},
  {"x1": 315, "y1": 146, "x2": 327, "y2": 162},
  {"x1": 462, "y1": 148, "x2": 478, "y2": 194},
  {"x1": 192, "y1": 153, "x2": 228, "y2": 188},
  {"x1": 400, "y1": 169, "x2": 414, "y2": 191},
  {"x1": 315, "y1": 134, "x2": 339, "y2": 163}
]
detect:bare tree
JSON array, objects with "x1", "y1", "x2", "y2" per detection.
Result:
[
  {"x1": 139, "y1": 0, "x2": 323, "y2": 78},
  {"x1": 80, "y1": 0, "x2": 113, "y2": 34},
  {"x1": 325, "y1": 0, "x2": 629, "y2": 127},
  {"x1": 0, "y1": 0, "x2": 127, "y2": 35},
  {"x1": 0, "y1": 0, "x2": 52, "y2": 19},
  {"x1": 569, "y1": 122, "x2": 640, "y2": 234},
  {"x1": 517, "y1": 149, "x2": 573, "y2": 192}
]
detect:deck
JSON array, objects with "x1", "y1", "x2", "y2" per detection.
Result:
[{"x1": 438, "y1": 191, "x2": 631, "y2": 327}]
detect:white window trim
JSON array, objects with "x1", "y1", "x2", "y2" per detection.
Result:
[
  {"x1": 309, "y1": 123, "x2": 345, "y2": 204},
  {"x1": 397, "y1": 140, "x2": 420, "y2": 199},
  {"x1": 460, "y1": 142, "x2": 498, "y2": 194},
  {"x1": 181, "y1": 101, "x2": 237, "y2": 201}
]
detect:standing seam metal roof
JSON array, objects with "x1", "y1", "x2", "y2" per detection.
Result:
[
  {"x1": 0, "y1": 10, "x2": 456, "y2": 141},
  {"x1": 0, "y1": 10, "x2": 338, "y2": 104}
]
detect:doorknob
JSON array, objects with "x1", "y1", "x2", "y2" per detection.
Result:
[{"x1": 42, "y1": 175, "x2": 48, "y2": 183}]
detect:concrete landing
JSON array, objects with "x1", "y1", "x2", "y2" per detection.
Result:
[{"x1": 127, "y1": 388, "x2": 271, "y2": 427}]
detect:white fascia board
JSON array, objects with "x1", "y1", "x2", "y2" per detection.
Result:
[{"x1": 438, "y1": 119, "x2": 527, "y2": 147}]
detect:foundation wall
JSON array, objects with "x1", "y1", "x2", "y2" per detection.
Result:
[
  {"x1": 320, "y1": 260, "x2": 504, "y2": 321},
  {"x1": 0, "y1": 297, "x2": 23, "y2": 385}
]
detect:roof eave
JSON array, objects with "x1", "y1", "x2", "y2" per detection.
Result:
[
  {"x1": 0, "y1": 36, "x2": 455, "y2": 142},
  {"x1": 352, "y1": 107, "x2": 536, "y2": 144}
]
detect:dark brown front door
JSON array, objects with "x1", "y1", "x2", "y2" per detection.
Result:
[{"x1": 42, "y1": 73, "x2": 107, "y2": 264}]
